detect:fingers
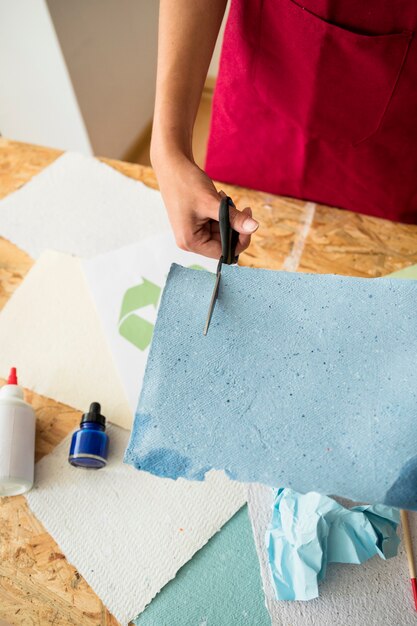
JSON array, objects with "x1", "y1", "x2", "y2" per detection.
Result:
[
  {"x1": 210, "y1": 206, "x2": 255, "y2": 254},
  {"x1": 173, "y1": 182, "x2": 257, "y2": 258},
  {"x1": 191, "y1": 238, "x2": 223, "y2": 259},
  {"x1": 235, "y1": 207, "x2": 253, "y2": 254},
  {"x1": 228, "y1": 203, "x2": 259, "y2": 235},
  {"x1": 177, "y1": 206, "x2": 256, "y2": 257},
  {"x1": 201, "y1": 189, "x2": 258, "y2": 236},
  {"x1": 175, "y1": 223, "x2": 222, "y2": 258}
]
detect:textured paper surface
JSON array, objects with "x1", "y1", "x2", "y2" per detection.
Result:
[
  {"x1": 83, "y1": 233, "x2": 217, "y2": 412},
  {"x1": 0, "y1": 152, "x2": 169, "y2": 258},
  {"x1": 26, "y1": 424, "x2": 246, "y2": 625},
  {"x1": 388, "y1": 264, "x2": 417, "y2": 280},
  {"x1": 248, "y1": 484, "x2": 417, "y2": 625},
  {"x1": 0, "y1": 250, "x2": 132, "y2": 429},
  {"x1": 266, "y1": 488, "x2": 399, "y2": 601},
  {"x1": 134, "y1": 506, "x2": 270, "y2": 626},
  {"x1": 125, "y1": 264, "x2": 417, "y2": 507}
]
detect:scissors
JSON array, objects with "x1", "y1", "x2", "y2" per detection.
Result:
[{"x1": 203, "y1": 194, "x2": 239, "y2": 335}]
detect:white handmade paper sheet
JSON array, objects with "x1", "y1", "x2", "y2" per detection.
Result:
[
  {"x1": 0, "y1": 250, "x2": 132, "y2": 429},
  {"x1": 26, "y1": 425, "x2": 246, "y2": 625},
  {"x1": 0, "y1": 152, "x2": 169, "y2": 258},
  {"x1": 82, "y1": 232, "x2": 217, "y2": 411}
]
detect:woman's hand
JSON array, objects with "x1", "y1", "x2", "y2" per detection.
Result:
[{"x1": 152, "y1": 152, "x2": 259, "y2": 258}]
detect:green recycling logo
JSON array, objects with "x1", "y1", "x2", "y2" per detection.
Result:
[
  {"x1": 118, "y1": 266, "x2": 205, "y2": 351},
  {"x1": 118, "y1": 278, "x2": 161, "y2": 351}
]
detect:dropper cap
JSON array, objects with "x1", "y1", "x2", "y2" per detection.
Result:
[
  {"x1": 80, "y1": 402, "x2": 106, "y2": 428},
  {"x1": 0, "y1": 367, "x2": 24, "y2": 401}
]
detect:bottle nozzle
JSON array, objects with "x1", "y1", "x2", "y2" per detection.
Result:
[
  {"x1": 80, "y1": 402, "x2": 106, "y2": 428},
  {"x1": 7, "y1": 367, "x2": 18, "y2": 385},
  {"x1": 90, "y1": 402, "x2": 101, "y2": 414}
]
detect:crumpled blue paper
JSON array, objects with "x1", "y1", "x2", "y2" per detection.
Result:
[{"x1": 266, "y1": 488, "x2": 400, "y2": 601}]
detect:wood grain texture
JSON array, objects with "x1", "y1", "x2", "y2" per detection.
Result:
[{"x1": 0, "y1": 137, "x2": 417, "y2": 625}]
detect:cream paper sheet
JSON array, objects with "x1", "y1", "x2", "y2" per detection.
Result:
[{"x1": 0, "y1": 250, "x2": 133, "y2": 429}]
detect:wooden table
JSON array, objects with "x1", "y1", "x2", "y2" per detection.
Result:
[{"x1": 0, "y1": 138, "x2": 416, "y2": 625}]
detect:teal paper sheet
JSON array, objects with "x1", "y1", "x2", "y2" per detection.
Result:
[
  {"x1": 134, "y1": 506, "x2": 270, "y2": 626},
  {"x1": 266, "y1": 489, "x2": 400, "y2": 601},
  {"x1": 124, "y1": 264, "x2": 417, "y2": 508}
]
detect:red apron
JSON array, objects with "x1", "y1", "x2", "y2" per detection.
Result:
[{"x1": 205, "y1": 0, "x2": 417, "y2": 223}]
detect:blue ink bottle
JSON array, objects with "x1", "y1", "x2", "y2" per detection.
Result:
[{"x1": 68, "y1": 402, "x2": 109, "y2": 469}]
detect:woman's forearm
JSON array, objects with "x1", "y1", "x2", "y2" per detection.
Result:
[
  {"x1": 149, "y1": 0, "x2": 258, "y2": 259},
  {"x1": 151, "y1": 0, "x2": 227, "y2": 164}
]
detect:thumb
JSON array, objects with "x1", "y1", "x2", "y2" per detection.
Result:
[{"x1": 228, "y1": 203, "x2": 259, "y2": 234}]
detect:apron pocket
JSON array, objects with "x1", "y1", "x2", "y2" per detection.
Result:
[{"x1": 253, "y1": 0, "x2": 413, "y2": 144}]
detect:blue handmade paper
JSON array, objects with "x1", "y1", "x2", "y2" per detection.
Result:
[
  {"x1": 266, "y1": 489, "x2": 399, "y2": 601},
  {"x1": 124, "y1": 264, "x2": 417, "y2": 508}
]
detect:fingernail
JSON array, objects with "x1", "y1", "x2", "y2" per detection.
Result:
[{"x1": 242, "y1": 217, "x2": 259, "y2": 233}]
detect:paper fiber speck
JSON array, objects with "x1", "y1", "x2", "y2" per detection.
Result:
[{"x1": 125, "y1": 264, "x2": 417, "y2": 508}]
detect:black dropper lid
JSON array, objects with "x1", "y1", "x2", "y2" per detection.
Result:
[{"x1": 80, "y1": 402, "x2": 106, "y2": 428}]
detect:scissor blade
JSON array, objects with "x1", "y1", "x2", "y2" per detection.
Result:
[{"x1": 203, "y1": 271, "x2": 221, "y2": 336}]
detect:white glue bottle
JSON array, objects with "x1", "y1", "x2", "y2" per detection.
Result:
[{"x1": 0, "y1": 367, "x2": 36, "y2": 496}]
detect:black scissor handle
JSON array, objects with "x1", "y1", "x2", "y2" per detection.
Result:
[{"x1": 219, "y1": 195, "x2": 239, "y2": 265}]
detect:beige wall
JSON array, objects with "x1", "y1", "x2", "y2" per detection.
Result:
[
  {"x1": 0, "y1": 0, "x2": 226, "y2": 159},
  {"x1": 46, "y1": 0, "x2": 159, "y2": 159}
]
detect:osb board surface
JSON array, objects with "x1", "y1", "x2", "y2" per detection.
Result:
[
  {"x1": 0, "y1": 387, "x2": 119, "y2": 626},
  {"x1": 0, "y1": 138, "x2": 416, "y2": 625}
]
